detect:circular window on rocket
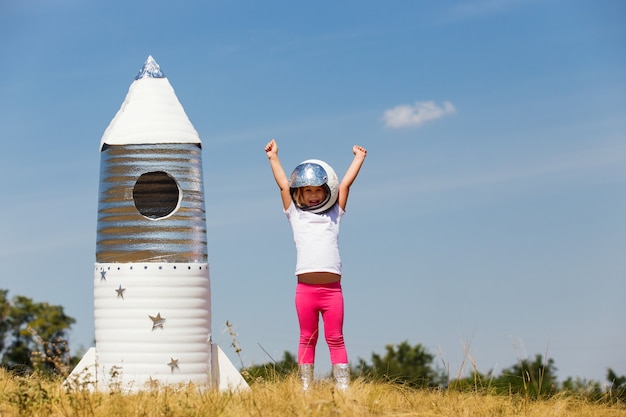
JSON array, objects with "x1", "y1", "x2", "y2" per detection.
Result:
[{"x1": 132, "y1": 171, "x2": 181, "y2": 219}]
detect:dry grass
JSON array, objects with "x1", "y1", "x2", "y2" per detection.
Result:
[{"x1": 0, "y1": 369, "x2": 624, "y2": 417}]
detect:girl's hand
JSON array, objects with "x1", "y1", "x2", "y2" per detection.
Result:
[
  {"x1": 353, "y1": 145, "x2": 367, "y2": 158},
  {"x1": 265, "y1": 138, "x2": 279, "y2": 158}
]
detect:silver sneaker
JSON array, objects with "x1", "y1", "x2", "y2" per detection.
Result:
[
  {"x1": 332, "y1": 363, "x2": 350, "y2": 391},
  {"x1": 299, "y1": 364, "x2": 314, "y2": 391}
]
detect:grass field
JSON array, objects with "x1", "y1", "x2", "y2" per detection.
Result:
[{"x1": 1, "y1": 370, "x2": 625, "y2": 417}]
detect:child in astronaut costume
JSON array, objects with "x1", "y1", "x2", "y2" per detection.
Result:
[{"x1": 264, "y1": 138, "x2": 367, "y2": 391}]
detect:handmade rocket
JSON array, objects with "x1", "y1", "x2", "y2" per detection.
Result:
[{"x1": 68, "y1": 56, "x2": 247, "y2": 392}]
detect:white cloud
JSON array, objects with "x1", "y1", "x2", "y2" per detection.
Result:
[{"x1": 383, "y1": 100, "x2": 456, "y2": 128}]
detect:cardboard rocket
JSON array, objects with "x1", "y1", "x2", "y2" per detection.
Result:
[{"x1": 67, "y1": 56, "x2": 247, "y2": 392}]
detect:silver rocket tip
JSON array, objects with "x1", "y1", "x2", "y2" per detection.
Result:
[{"x1": 135, "y1": 55, "x2": 165, "y2": 80}]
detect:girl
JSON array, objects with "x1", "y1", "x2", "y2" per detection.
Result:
[{"x1": 264, "y1": 138, "x2": 367, "y2": 391}]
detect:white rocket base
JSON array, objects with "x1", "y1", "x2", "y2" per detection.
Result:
[
  {"x1": 67, "y1": 262, "x2": 249, "y2": 392},
  {"x1": 66, "y1": 344, "x2": 248, "y2": 392}
]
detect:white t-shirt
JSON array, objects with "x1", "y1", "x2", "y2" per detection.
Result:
[{"x1": 285, "y1": 202, "x2": 345, "y2": 276}]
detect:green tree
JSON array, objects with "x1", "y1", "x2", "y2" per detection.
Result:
[
  {"x1": 0, "y1": 290, "x2": 76, "y2": 374},
  {"x1": 561, "y1": 376, "x2": 603, "y2": 400},
  {"x1": 449, "y1": 354, "x2": 558, "y2": 397},
  {"x1": 243, "y1": 351, "x2": 298, "y2": 384},
  {"x1": 448, "y1": 369, "x2": 496, "y2": 392},
  {"x1": 607, "y1": 368, "x2": 626, "y2": 401},
  {"x1": 492, "y1": 354, "x2": 558, "y2": 398},
  {"x1": 358, "y1": 340, "x2": 444, "y2": 388},
  {"x1": 0, "y1": 290, "x2": 10, "y2": 354}
]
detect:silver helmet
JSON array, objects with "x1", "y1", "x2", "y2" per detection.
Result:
[{"x1": 289, "y1": 159, "x2": 339, "y2": 213}]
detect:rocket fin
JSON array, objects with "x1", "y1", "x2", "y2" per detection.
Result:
[
  {"x1": 211, "y1": 343, "x2": 249, "y2": 391},
  {"x1": 66, "y1": 345, "x2": 249, "y2": 392},
  {"x1": 64, "y1": 347, "x2": 98, "y2": 391}
]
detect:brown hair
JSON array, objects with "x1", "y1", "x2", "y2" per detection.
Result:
[{"x1": 292, "y1": 187, "x2": 305, "y2": 208}]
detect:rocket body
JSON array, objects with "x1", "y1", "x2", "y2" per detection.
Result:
[
  {"x1": 69, "y1": 57, "x2": 245, "y2": 391},
  {"x1": 95, "y1": 142, "x2": 211, "y2": 387}
]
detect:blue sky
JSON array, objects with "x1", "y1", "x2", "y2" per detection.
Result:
[{"x1": 1, "y1": 0, "x2": 624, "y2": 384}]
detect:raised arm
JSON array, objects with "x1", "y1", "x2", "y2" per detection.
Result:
[
  {"x1": 338, "y1": 145, "x2": 367, "y2": 210},
  {"x1": 265, "y1": 139, "x2": 292, "y2": 210}
]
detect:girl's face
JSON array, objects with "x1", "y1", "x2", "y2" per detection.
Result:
[{"x1": 300, "y1": 186, "x2": 326, "y2": 207}]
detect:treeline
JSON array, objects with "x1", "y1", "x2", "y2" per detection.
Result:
[
  {"x1": 242, "y1": 341, "x2": 626, "y2": 401},
  {"x1": 1, "y1": 289, "x2": 625, "y2": 402}
]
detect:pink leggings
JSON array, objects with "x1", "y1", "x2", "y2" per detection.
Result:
[{"x1": 295, "y1": 281, "x2": 347, "y2": 365}]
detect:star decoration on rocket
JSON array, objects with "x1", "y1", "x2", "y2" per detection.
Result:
[
  {"x1": 167, "y1": 357, "x2": 179, "y2": 373},
  {"x1": 115, "y1": 285, "x2": 126, "y2": 299},
  {"x1": 100, "y1": 270, "x2": 107, "y2": 281},
  {"x1": 149, "y1": 313, "x2": 166, "y2": 330}
]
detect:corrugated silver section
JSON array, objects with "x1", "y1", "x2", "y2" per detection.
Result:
[{"x1": 96, "y1": 143, "x2": 207, "y2": 263}]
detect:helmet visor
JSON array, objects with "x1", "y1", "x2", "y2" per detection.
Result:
[{"x1": 289, "y1": 162, "x2": 328, "y2": 188}]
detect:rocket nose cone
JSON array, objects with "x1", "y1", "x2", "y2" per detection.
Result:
[
  {"x1": 100, "y1": 56, "x2": 201, "y2": 148},
  {"x1": 135, "y1": 55, "x2": 165, "y2": 80}
]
